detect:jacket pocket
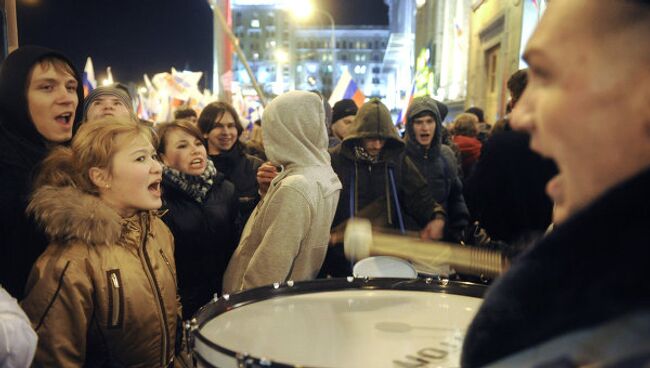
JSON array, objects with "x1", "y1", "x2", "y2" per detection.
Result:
[
  {"x1": 106, "y1": 269, "x2": 124, "y2": 329},
  {"x1": 159, "y1": 249, "x2": 177, "y2": 286}
]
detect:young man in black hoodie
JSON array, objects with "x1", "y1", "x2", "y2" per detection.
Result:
[
  {"x1": 0, "y1": 46, "x2": 84, "y2": 299},
  {"x1": 404, "y1": 96, "x2": 469, "y2": 242},
  {"x1": 198, "y1": 101, "x2": 262, "y2": 223},
  {"x1": 461, "y1": 1, "x2": 650, "y2": 365}
]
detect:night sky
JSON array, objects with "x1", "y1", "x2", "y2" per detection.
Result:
[{"x1": 17, "y1": 0, "x2": 389, "y2": 89}]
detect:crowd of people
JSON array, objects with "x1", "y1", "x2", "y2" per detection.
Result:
[{"x1": 0, "y1": 0, "x2": 648, "y2": 366}]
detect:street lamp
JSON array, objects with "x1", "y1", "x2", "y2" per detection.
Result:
[{"x1": 289, "y1": 1, "x2": 337, "y2": 89}]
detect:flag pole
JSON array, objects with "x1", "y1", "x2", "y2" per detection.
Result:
[
  {"x1": 210, "y1": 2, "x2": 267, "y2": 106},
  {"x1": 3, "y1": 0, "x2": 19, "y2": 53}
]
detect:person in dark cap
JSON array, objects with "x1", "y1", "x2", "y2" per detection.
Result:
[
  {"x1": 82, "y1": 85, "x2": 137, "y2": 122},
  {"x1": 329, "y1": 99, "x2": 358, "y2": 147},
  {"x1": 0, "y1": 46, "x2": 84, "y2": 299}
]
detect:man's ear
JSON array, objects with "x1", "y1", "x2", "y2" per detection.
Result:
[{"x1": 89, "y1": 167, "x2": 110, "y2": 190}]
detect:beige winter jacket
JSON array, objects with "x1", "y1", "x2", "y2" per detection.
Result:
[
  {"x1": 223, "y1": 91, "x2": 342, "y2": 293},
  {"x1": 21, "y1": 185, "x2": 183, "y2": 367}
]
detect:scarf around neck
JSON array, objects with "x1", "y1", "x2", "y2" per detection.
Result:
[
  {"x1": 354, "y1": 145, "x2": 381, "y2": 163},
  {"x1": 163, "y1": 159, "x2": 217, "y2": 203}
]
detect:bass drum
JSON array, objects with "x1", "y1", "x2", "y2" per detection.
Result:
[{"x1": 190, "y1": 278, "x2": 486, "y2": 367}]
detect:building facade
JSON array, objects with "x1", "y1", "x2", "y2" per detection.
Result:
[
  {"x1": 230, "y1": 0, "x2": 390, "y2": 104},
  {"x1": 465, "y1": 0, "x2": 546, "y2": 123}
]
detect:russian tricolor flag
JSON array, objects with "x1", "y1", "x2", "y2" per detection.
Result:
[
  {"x1": 82, "y1": 57, "x2": 97, "y2": 97},
  {"x1": 328, "y1": 69, "x2": 366, "y2": 108}
]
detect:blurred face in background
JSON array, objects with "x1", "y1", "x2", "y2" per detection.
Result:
[
  {"x1": 331, "y1": 115, "x2": 354, "y2": 140},
  {"x1": 86, "y1": 95, "x2": 131, "y2": 121}
]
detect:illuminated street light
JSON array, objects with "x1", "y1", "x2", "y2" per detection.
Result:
[
  {"x1": 288, "y1": 1, "x2": 338, "y2": 84},
  {"x1": 292, "y1": 1, "x2": 314, "y2": 20},
  {"x1": 275, "y1": 49, "x2": 289, "y2": 64}
]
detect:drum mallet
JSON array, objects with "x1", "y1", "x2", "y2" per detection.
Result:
[{"x1": 343, "y1": 218, "x2": 507, "y2": 278}]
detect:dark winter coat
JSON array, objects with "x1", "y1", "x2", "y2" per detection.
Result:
[
  {"x1": 463, "y1": 130, "x2": 557, "y2": 245},
  {"x1": 208, "y1": 142, "x2": 262, "y2": 223},
  {"x1": 161, "y1": 172, "x2": 238, "y2": 319},
  {"x1": 0, "y1": 46, "x2": 84, "y2": 299},
  {"x1": 404, "y1": 96, "x2": 469, "y2": 242},
  {"x1": 461, "y1": 167, "x2": 650, "y2": 367},
  {"x1": 323, "y1": 99, "x2": 446, "y2": 277}
]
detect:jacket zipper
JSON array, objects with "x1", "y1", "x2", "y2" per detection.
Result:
[
  {"x1": 139, "y1": 219, "x2": 170, "y2": 367},
  {"x1": 107, "y1": 270, "x2": 124, "y2": 329},
  {"x1": 159, "y1": 249, "x2": 177, "y2": 287}
]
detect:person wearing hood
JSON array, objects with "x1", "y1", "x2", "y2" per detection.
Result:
[
  {"x1": 82, "y1": 85, "x2": 138, "y2": 122},
  {"x1": 223, "y1": 91, "x2": 342, "y2": 293},
  {"x1": 404, "y1": 96, "x2": 469, "y2": 243},
  {"x1": 198, "y1": 101, "x2": 262, "y2": 224},
  {"x1": 322, "y1": 98, "x2": 447, "y2": 277},
  {"x1": 0, "y1": 46, "x2": 84, "y2": 299}
]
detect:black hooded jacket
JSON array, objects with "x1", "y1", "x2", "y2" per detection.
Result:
[
  {"x1": 208, "y1": 142, "x2": 262, "y2": 224},
  {"x1": 161, "y1": 172, "x2": 238, "y2": 319},
  {"x1": 0, "y1": 46, "x2": 84, "y2": 299},
  {"x1": 404, "y1": 96, "x2": 469, "y2": 242},
  {"x1": 323, "y1": 99, "x2": 446, "y2": 277}
]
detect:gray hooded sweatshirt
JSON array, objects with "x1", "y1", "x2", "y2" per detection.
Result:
[{"x1": 223, "y1": 91, "x2": 342, "y2": 293}]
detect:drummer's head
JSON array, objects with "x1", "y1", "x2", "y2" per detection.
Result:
[{"x1": 510, "y1": 0, "x2": 650, "y2": 222}]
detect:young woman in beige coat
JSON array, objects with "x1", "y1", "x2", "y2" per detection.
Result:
[{"x1": 21, "y1": 118, "x2": 188, "y2": 367}]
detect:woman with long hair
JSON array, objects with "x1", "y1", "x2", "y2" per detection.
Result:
[{"x1": 21, "y1": 118, "x2": 186, "y2": 367}]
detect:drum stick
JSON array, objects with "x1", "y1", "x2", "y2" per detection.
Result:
[{"x1": 344, "y1": 219, "x2": 506, "y2": 278}]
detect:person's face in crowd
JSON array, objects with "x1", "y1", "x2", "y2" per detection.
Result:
[
  {"x1": 205, "y1": 111, "x2": 238, "y2": 154},
  {"x1": 362, "y1": 137, "x2": 385, "y2": 157},
  {"x1": 331, "y1": 115, "x2": 354, "y2": 140},
  {"x1": 161, "y1": 128, "x2": 207, "y2": 176},
  {"x1": 27, "y1": 62, "x2": 78, "y2": 143},
  {"x1": 96, "y1": 134, "x2": 162, "y2": 217},
  {"x1": 86, "y1": 95, "x2": 131, "y2": 121},
  {"x1": 511, "y1": 0, "x2": 650, "y2": 221},
  {"x1": 412, "y1": 114, "x2": 436, "y2": 148},
  {"x1": 186, "y1": 116, "x2": 197, "y2": 125}
]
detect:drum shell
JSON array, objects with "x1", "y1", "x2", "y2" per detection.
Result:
[{"x1": 190, "y1": 278, "x2": 486, "y2": 368}]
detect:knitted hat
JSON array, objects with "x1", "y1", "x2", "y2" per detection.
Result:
[
  {"x1": 83, "y1": 85, "x2": 135, "y2": 121},
  {"x1": 331, "y1": 99, "x2": 358, "y2": 124}
]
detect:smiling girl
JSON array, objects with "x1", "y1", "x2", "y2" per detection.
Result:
[{"x1": 21, "y1": 118, "x2": 187, "y2": 367}]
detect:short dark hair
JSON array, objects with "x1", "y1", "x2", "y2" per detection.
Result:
[
  {"x1": 174, "y1": 108, "x2": 197, "y2": 120},
  {"x1": 197, "y1": 101, "x2": 243, "y2": 138},
  {"x1": 465, "y1": 107, "x2": 484, "y2": 123},
  {"x1": 507, "y1": 69, "x2": 528, "y2": 107}
]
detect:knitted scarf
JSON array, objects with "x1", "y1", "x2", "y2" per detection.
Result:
[
  {"x1": 354, "y1": 145, "x2": 381, "y2": 163},
  {"x1": 163, "y1": 160, "x2": 217, "y2": 203}
]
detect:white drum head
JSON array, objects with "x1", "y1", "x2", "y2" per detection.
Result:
[
  {"x1": 353, "y1": 256, "x2": 417, "y2": 279},
  {"x1": 193, "y1": 279, "x2": 484, "y2": 367}
]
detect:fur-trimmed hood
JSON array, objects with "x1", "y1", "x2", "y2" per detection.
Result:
[{"x1": 27, "y1": 185, "x2": 152, "y2": 246}]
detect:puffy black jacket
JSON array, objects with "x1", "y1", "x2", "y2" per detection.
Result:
[
  {"x1": 162, "y1": 173, "x2": 238, "y2": 318},
  {"x1": 209, "y1": 142, "x2": 262, "y2": 224}
]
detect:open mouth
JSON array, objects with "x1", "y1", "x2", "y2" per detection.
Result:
[
  {"x1": 190, "y1": 158, "x2": 205, "y2": 169},
  {"x1": 148, "y1": 180, "x2": 161, "y2": 196},
  {"x1": 55, "y1": 112, "x2": 73, "y2": 125}
]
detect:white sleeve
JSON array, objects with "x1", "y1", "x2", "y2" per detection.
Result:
[{"x1": 0, "y1": 287, "x2": 37, "y2": 368}]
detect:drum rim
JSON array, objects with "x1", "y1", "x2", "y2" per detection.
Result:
[{"x1": 191, "y1": 277, "x2": 486, "y2": 367}]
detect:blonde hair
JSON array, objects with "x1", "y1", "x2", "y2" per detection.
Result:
[
  {"x1": 35, "y1": 118, "x2": 157, "y2": 195},
  {"x1": 453, "y1": 113, "x2": 479, "y2": 137}
]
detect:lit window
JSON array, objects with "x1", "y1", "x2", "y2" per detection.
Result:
[{"x1": 251, "y1": 19, "x2": 260, "y2": 28}]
